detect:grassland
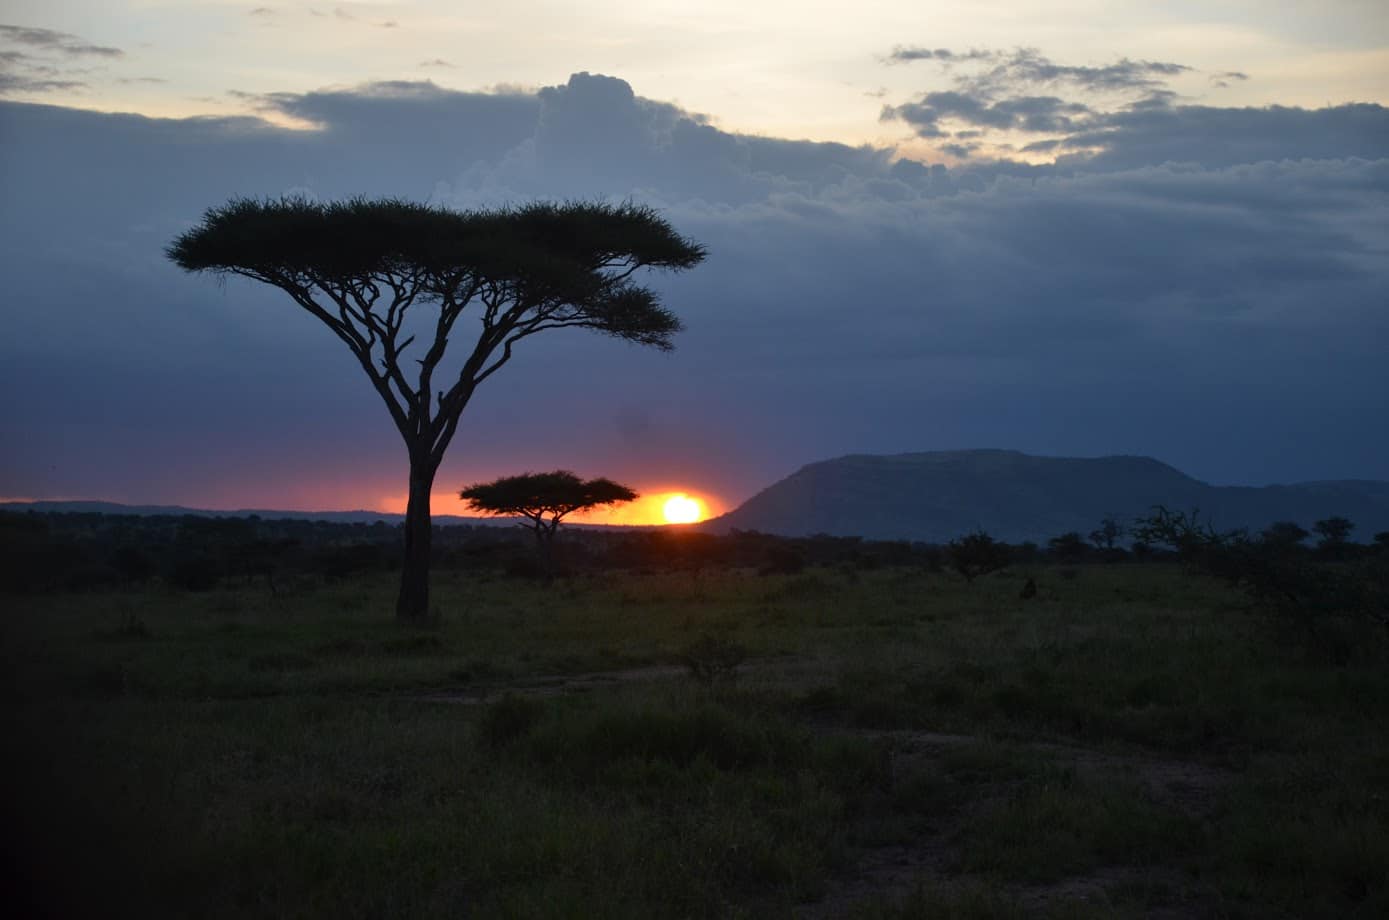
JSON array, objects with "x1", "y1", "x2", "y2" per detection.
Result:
[{"x1": 4, "y1": 564, "x2": 1387, "y2": 918}]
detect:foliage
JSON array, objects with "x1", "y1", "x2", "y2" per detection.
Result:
[
  {"x1": 460, "y1": 471, "x2": 635, "y2": 538},
  {"x1": 168, "y1": 197, "x2": 705, "y2": 621},
  {"x1": 461, "y1": 470, "x2": 636, "y2": 575},
  {"x1": 947, "y1": 531, "x2": 1011, "y2": 583},
  {"x1": 1314, "y1": 515, "x2": 1355, "y2": 559},
  {"x1": 1089, "y1": 515, "x2": 1125, "y2": 551},
  {"x1": 1261, "y1": 520, "x2": 1310, "y2": 548},
  {"x1": 1133, "y1": 506, "x2": 1388, "y2": 656},
  {"x1": 1048, "y1": 531, "x2": 1088, "y2": 562}
]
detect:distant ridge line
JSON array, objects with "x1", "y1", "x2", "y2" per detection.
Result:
[
  {"x1": 0, "y1": 500, "x2": 659, "y2": 530},
  {"x1": 703, "y1": 449, "x2": 1389, "y2": 543}
]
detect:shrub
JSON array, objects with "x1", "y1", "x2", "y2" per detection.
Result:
[{"x1": 947, "y1": 531, "x2": 1011, "y2": 583}]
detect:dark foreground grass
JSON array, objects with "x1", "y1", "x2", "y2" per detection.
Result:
[{"x1": 4, "y1": 565, "x2": 1388, "y2": 917}]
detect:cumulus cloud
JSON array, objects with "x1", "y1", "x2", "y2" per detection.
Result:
[
  {"x1": 881, "y1": 45, "x2": 1388, "y2": 172},
  {"x1": 883, "y1": 46, "x2": 1203, "y2": 158},
  {"x1": 0, "y1": 71, "x2": 1386, "y2": 507}
]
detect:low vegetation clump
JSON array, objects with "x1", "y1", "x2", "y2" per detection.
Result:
[{"x1": 4, "y1": 518, "x2": 1388, "y2": 917}]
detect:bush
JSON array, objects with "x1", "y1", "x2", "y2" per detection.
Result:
[{"x1": 947, "y1": 531, "x2": 1011, "y2": 583}]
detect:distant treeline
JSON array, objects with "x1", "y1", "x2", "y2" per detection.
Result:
[{"x1": 2, "y1": 509, "x2": 1386, "y2": 595}]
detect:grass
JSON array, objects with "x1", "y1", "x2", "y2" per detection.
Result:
[{"x1": 3, "y1": 564, "x2": 1388, "y2": 917}]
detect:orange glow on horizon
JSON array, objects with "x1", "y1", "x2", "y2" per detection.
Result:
[{"x1": 378, "y1": 486, "x2": 719, "y2": 527}]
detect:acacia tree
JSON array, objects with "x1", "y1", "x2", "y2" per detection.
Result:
[
  {"x1": 460, "y1": 470, "x2": 637, "y2": 573},
  {"x1": 168, "y1": 198, "x2": 705, "y2": 621}
]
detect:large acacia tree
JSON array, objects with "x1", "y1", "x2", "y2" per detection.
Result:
[{"x1": 168, "y1": 198, "x2": 705, "y2": 621}]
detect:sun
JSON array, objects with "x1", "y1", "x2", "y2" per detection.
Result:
[{"x1": 662, "y1": 494, "x2": 702, "y2": 524}]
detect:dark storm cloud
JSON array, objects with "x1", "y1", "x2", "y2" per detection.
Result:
[
  {"x1": 1063, "y1": 102, "x2": 1389, "y2": 169},
  {"x1": 1, "y1": 72, "x2": 1387, "y2": 508}
]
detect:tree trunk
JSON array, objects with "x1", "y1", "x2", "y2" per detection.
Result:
[{"x1": 397, "y1": 459, "x2": 436, "y2": 623}]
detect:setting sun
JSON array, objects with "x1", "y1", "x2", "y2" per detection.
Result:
[{"x1": 662, "y1": 494, "x2": 703, "y2": 524}]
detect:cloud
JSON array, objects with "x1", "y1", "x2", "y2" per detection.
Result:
[
  {"x1": 887, "y1": 47, "x2": 997, "y2": 64},
  {"x1": 1060, "y1": 102, "x2": 1389, "y2": 169},
  {"x1": 1211, "y1": 70, "x2": 1249, "y2": 84},
  {"x1": 0, "y1": 23, "x2": 122, "y2": 96},
  {"x1": 419, "y1": 58, "x2": 454, "y2": 68},
  {"x1": 0, "y1": 24, "x2": 122, "y2": 57},
  {"x1": 879, "y1": 45, "x2": 1388, "y2": 170},
  {"x1": 0, "y1": 73, "x2": 84, "y2": 93},
  {"x1": 0, "y1": 72, "x2": 1386, "y2": 509},
  {"x1": 881, "y1": 46, "x2": 1202, "y2": 159},
  {"x1": 886, "y1": 91, "x2": 1093, "y2": 139},
  {"x1": 890, "y1": 46, "x2": 1187, "y2": 93}
]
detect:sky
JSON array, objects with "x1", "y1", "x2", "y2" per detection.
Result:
[{"x1": 1, "y1": 2, "x2": 1387, "y2": 523}]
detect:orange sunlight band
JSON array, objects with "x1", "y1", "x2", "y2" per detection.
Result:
[{"x1": 379, "y1": 489, "x2": 716, "y2": 526}]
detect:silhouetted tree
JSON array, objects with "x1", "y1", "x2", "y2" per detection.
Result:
[
  {"x1": 1089, "y1": 516, "x2": 1124, "y2": 551},
  {"x1": 460, "y1": 471, "x2": 637, "y2": 574},
  {"x1": 1131, "y1": 506, "x2": 1240, "y2": 559},
  {"x1": 1048, "y1": 531, "x2": 1088, "y2": 562},
  {"x1": 947, "y1": 531, "x2": 1011, "y2": 583},
  {"x1": 1314, "y1": 516, "x2": 1354, "y2": 557},
  {"x1": 169, "y1": 198, "x2": 704, "y2": 621},
  {"x1": 1261, "y1": 521, "x2": 1310, "y2": 549}
]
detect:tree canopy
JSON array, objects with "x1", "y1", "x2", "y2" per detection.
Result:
[
  {"x1": 460, "y1": 471, "x2": 637, "y2": 540},
  {"x1": 168, "y1": 196, "x2": 704, "y2": 620},
  {"x1": 168, "y1": 198, "x2": 705, "y2": 463}
]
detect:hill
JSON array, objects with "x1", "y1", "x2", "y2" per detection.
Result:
[{"x1": 704, "y1": 449, "x2": 1389, "y2": 543}]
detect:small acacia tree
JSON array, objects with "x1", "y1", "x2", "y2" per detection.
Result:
[
  {"x1": 460, "y1": 471, "x2": 637, "y2": 573},
  {"x1": 169, "y1": 198, "x2": 704, "y2": 621}
]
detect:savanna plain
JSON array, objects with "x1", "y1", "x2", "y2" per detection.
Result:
[{"x1": 6, "y1": 560, "x2": 1387, "y2": 918}]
